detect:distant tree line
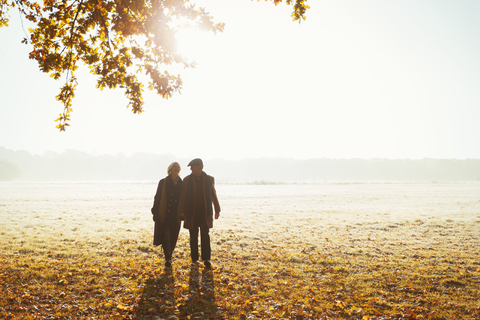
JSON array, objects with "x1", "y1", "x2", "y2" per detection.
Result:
[
  {"x1": 1, "y1": 147, "x2": 479, "y2": 182},
  {"x1": 210, "y1": 158, "x2": 480, "y2": 182},
  {"x1": 0, "y1": 159, "x2": 21, "y2": 181}
]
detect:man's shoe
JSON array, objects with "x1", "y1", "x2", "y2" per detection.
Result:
[
  {"x1": 165, "y1": 260, "x2": 172, "y2": 268},
  {"x1": 204, "y1": 260, "x2": 212, "y2": 269}
]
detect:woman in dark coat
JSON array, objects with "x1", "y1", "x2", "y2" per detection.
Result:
[{"x1": 151, "y1": 162, "x2": 183, "y2": 267}]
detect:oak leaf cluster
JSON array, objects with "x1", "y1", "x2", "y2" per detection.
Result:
[{"x1": 0, "y1": 0, "x2": 309, "y2": 130}]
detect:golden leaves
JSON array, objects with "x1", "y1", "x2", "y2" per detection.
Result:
[
  {"x1": 1, "y1": 0, "x2": 223, "y2": 131},
  {"x1": 0, "y1": 238, "x2": 477, "y2": 320},
  {"x1": 116, "y1": 303, "x2": 132, "y2": 311},
  {"x1": 55, "y1": 81, "x2": 76, "y2": 131},
  {"x1": 2, "y1": 0, "x2": 309, "y2": 130},
  {"x1": 268, "y1": 0, "x2": 310, "y2": 22}
]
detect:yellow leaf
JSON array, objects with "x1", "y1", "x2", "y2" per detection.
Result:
[{"x1": 117, "y1": 304, "x2": 128, "y2": 310}]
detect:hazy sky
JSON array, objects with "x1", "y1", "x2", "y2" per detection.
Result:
[{"x1": 1, "y1": 0, "x2": 479, "y2": 160}]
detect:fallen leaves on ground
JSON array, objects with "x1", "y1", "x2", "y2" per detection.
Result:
[{"x1": 1, "y1": 221, "x2": 480, "y2": 319}]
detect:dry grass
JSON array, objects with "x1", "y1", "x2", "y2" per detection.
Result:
[
  {"x1": 1, "y1": 182, "x2": 479, "y2": 319},
  {"x1": 1, "y1": 219, "x2": 479, "y2": 319}
]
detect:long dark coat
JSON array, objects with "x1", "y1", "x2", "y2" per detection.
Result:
[
  {"x1": 151, "y1": 175, "x2": 183, "y2": 246},
  {"x1": 179, "y1": 172, "x2": 220, "y2": 230}
]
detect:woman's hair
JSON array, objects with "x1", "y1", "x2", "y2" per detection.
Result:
[{"x1": 167, "y1": 162, "x2": 181, "y2": 175}]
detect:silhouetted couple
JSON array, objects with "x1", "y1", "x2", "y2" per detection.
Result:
[{"x1": 151, "y1": 158, "x2": 221, "y2": 269}]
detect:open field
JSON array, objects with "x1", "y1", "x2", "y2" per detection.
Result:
[{"x1": 1, "y1": 181, "x2": 480, "y2": 319}]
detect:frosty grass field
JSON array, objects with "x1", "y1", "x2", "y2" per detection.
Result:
[
  {"x1": 1, "y1": 181, "x2": 480, "y2": 319},
  {"x1": 1, "y1": 181, "x2": 479, "y2": 245}
]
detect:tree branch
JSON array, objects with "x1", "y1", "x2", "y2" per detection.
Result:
[{"x1": 65, "y1": 0, "x2": 83, "y2": 81}]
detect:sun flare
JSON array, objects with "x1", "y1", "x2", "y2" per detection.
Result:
[
  {"x1": 176, "y1": 28, "x2": 205, "y2": 59},
  {"x1": 175, "y1": 28, "x2": 217, "y2": 60}
]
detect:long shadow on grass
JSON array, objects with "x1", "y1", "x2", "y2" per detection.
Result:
[
  {"x1": 134, "y1": 265, "x2": 220, "y2": 319},
  {"x1": 134, "y1": 268, "x2": 177, "y2": 319},
  {"x1": 179, "y1": 264, "x2": 220, "y2": 319}
]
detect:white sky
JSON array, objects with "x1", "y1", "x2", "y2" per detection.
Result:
[{"x1": 1, "y1": 0, "x2": 479, "y2": 160}]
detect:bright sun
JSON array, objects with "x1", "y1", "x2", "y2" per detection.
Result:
[{"x1": 175, "y1": 28, "x2": 216, "y2": 60}]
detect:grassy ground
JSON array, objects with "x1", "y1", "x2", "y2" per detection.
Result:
[{"x1": 1, "y1": 218, "x2": 479, "y2": 319}]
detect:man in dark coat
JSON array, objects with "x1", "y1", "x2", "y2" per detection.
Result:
[{"x1": 179, "y1": 158, "x2": 221, "y2": 268}]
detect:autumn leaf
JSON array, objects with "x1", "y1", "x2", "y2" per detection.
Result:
[{"x1": 1, "y1": 0, "x2": 308, "y2": 130}]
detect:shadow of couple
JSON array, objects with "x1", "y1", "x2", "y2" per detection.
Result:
[{"x1": 135, "y1": 264, "x2": 220, "y2": 319}]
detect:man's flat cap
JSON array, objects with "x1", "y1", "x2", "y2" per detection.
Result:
[{"x1": 188, "y1": 158, "x2": 203, "y2": 166}]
